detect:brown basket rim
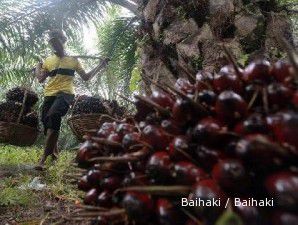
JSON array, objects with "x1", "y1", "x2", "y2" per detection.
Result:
[
  {"x1": 68, "y1": 113, "x2": 104, "y2": 120},
  {"x1": 0, "y1": 120, "x2": 40, "y2": 132},
  {"x1": 67, "y1": 113, "x2": 118, "y2": 141},
  {"x1": 67, "y1": 113, "x2": 119, "y2": 123}
]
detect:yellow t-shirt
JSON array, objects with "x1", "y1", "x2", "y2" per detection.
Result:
[{"x1": 42, "y1": 55, "x2": 84, "y2": 96}]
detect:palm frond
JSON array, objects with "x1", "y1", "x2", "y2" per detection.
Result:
[{"x1": 95, "y1": 7, "x2": 138, "y2": 99}]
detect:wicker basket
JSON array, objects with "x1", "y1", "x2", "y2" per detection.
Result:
[
  {"x1": 67, "y1": 114, "x2": 114, "y2": 141},
  {"x1": 0, "y1": 89, "x2": 39, "y2": 147},
  {"x1": 0, "y1": 121, "x2": 39, "y2": 146}
]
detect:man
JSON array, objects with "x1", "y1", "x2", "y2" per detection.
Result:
[{"x1": 35, "y1": 30, "x2": 109, "y2": 170}]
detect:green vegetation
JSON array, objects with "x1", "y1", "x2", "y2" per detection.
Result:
[
  {"x1": 0, "y1": 145, "x2": 80, "y2": 207},
  {"x1": 0, "y1": 180, "x2": 35, "y2": 207},
  {"x1": 0, "y1": 3, "x2": 138, "y2": 148}
]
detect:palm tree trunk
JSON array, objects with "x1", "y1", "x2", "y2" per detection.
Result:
[{"x1": 139, "y1": 0, "x2": 294, "y2": 91}]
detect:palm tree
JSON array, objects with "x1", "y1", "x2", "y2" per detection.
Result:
[
  {"x1": 0, "y1": 0, "x2": 296, "y2": 91},
  {"x1": 139, "y1": 0, "x2": 297, "y2": 88},
  {"x1": 0, "y1": 0, "x2": 138, "y2": 93}
]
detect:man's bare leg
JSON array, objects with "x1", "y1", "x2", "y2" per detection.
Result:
[
  {"x1": 52, "y1": 142, "x2": 59, "y2": 161},
  {"x1": 36, "y1": 129, "x2": 59, "y2": 170}
]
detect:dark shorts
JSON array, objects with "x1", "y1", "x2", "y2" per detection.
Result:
[{"x1": 41, "y1": 92, "x2": 74, "y2": 134}]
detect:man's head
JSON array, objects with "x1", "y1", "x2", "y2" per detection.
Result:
[{"x1": 48, "y1": 30, "x2": 67, "y2": 56}]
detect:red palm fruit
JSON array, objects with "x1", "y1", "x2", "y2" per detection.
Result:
[
  {"x1": 100, "y1": 161, "x2": 128, "y2": 171},
  {"x1": 131, "y1": 160, "x2": 147, "y2": 172},
  {"x1": 243, "y1": 59, "x2": 271, "y2": 82},
  {"x1": 87, "y1": 169, "x2": 104, "y2": 187},
  {"x1": 234, "y1": 134, "x2": 285, "y2": 170},
  {"x1": 198, "y1": 90, "x2": 217, "y2": 107},
  {"x1": 175, "y1": 78, "x2": 195, "y2": 94},
  {"x1": 233, "y1": 122, "x2": 245, "y2": 135},
  {"x1": 116, "y1": 123, "x2": 136, "y2": 138},
  {"x1": 101, "y1": 122, "x2": 116, "y2": 133},
  {"x1": 292, "y1": 91, "x2": 298, "y2": 108},
  {"x1": 234, "y1": 204, "x2": 261, "y2": 225},
  {"x1": 212, "y1": 159, "x2": 249, "y2": 193},
  {"x1": 266, "y1": 112, "x2": 284, "y2": 134},
  {"x1": 97, "y1": 190, "x2": 113, "y2": 208},
  {"x1": 139, "y1": 121, "x2": 147, "y2": 130},
  {"x1": 122, "y1": 191, "x2": 154, "y2": 222},
  {"x1": 195, "y1": 146, "x2": 223, "y2": 171},
  {"x1": 97, "y1": 216, "x2": 109, "y2": 225},
  {"x1": 150, "y1": 90, "x2": 175, "y2": 108},
  {"x1": 271, "y1": 211, "x2": 298, "y2": 225},
  {"x1": 273, "y1": 112, "x2": 298, "y2": 150},
  {"x1": 267, "y1": 83, "x2": 292, "y2": 107},
  {"x1": 174, "y1": 161, "x2": 208, "y2": 185},
  {"x1": 213, "y1": 65, "x2": 243, "y2": 94},
  {"x1": 240, "y1": 113, "x2": 269, "y2": 134},
  {"x1": 191, "y1": 117, "x2": 222, "y2": 145},
  {"x1": 122, "y1": 132, "x2": 140, "y2": 150},
  {"x1": 96, "y1": 129, "x2": 110, "y2": 138},
  {"x1": 97, "y1": 122, "x2": 116, "y2": 137},
  {"x1": 156, "y1": 198, "x2": 186, "y2": 225},
  {"x1": 195, "y1": 71, "x2": 213, "y2": 91},
  {"x1": 76, "y1": 141, "x2": 98, "y2": 167},
  {"x1": 146, "y1": 151, "x2": 173, "y2": 184},
  {"x1": 172, "y1": 98, "x2": 193, "y2": 126},
  {"x1": 265, "y1": 171, "x2": 298, "y2": 211},
  {"x1": 100, "y1": 175, "x2": 122, "y2": 191},
  {"x1": 107, "y1": 132, "x2": 122, "y2": 143},
  {"x1": 271, "y1": 60, "x2": 292, "y2": 82},
  {"x1": 145, "y1": 112, "x2": 162, "y2": 125},
  {"x1": 188, "y1": 179, "x2": 227, "y2": 219},
  {"x1": 215, "y1": 91, "x2": 248, "y2": 124},
  {"x1": 134, "y1": 97, "x2": 154, "y2": 121},
  {"x1": 84, "y1": 188, "x2": 98, "y2": 205},
  {"x1": 142, "y1": 125, "x2": 170, "y2": 150},
  {"x1": 122, "y1": 172, "x2": 149, "y2": 186},
  {"x1": 161, "y1": 119, "x2": 182, "y2": 135},
  {"x1": 78, "y1": 175, "x2": 92, "y2": 192},
  {"x1": 244, "y1": 83, "x2": 262, "y2": 106},
  {"x1": 282, "y1": 75, "x2": 295, "y2": 89},
  {"x1": 168, "y1": 136, "x2": 190, "y2": 160}
]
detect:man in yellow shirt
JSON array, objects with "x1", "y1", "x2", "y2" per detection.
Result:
[{"x1": 35, "y1": 30, "x2": 109, "y2": 170}]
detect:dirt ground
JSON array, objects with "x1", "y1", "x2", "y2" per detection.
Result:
[
  {"x1": 0, "y1": 148, "x2": 95, "y2": 225},
  {"x1": 0, "y1": 166, "x2": 81, "y2": 225}
]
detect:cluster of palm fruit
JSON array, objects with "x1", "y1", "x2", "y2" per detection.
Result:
[
  {"x1": 72, "y1": 95, "x2": 125, "y2": 118},
  {"x1": 75, "y1": 59, "x2": 298, "y2": 225},
  {"x1": 108, "y1": 99, "x2": 126, "y2": 118},
  {"x1": 6, "y1": 87, "x2": 39, "y2": 108},
  {"x1": 0, "y1": 87, "x2": 39, "y2": 128}
]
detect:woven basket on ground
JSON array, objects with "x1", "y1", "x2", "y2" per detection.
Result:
[
  {"x1": 0, "y1": 121, "x2": 39, "y2": 147},
  {"x1": 0, "y1": 89, "x2": 39, "y2": 147},
  {"x1": 67, "y1": 114, "x2": 114, "y2": 142}
]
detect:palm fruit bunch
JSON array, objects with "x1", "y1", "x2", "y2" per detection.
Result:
[
  {"x1": 0, "y1": 87, "x2": 39, "y2": 128},
  {"x1": 72, "y1": 95, "x2": 126, "y2": 118},
  {"x1": 6, "y1": 87, "x2": 39, "y2": 108},
  {"x1": 72, "y1": 95, "x2": 109, "y2": 115},
  {"x1": 21, "y1": 111, "x2": 39, "y2": 128},
  {"x1": 74, "y1": 59, "x2": 298, "y2": 225},
  {"x1": 0, "y1": 101, "x2": 24, "y2": 122},
  {"x1": 106, "y1": 100, "x2": 126, "y2": 118}
]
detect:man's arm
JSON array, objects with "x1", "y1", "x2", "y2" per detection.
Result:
[
  {"x1": 77, "y1": 58, "x2": 110, "y2": 81},
  {"x1": 35, "y1": 62, "x2": 48, "y2": 83}
]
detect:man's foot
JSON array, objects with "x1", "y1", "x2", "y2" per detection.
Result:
[
  {"x1": 51, "y1": 153, "x2": 58, "y2": 162},
  {"x1": 35, "y1": 156, "x2": 46, "y2": 171},
  {"x1": 34, "y1": 165, "x2": 46, "y2": 171}
]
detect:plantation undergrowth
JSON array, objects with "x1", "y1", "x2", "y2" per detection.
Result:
[{"x1": 0, "y1": 145, "x2": 83, "y2": 225}]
